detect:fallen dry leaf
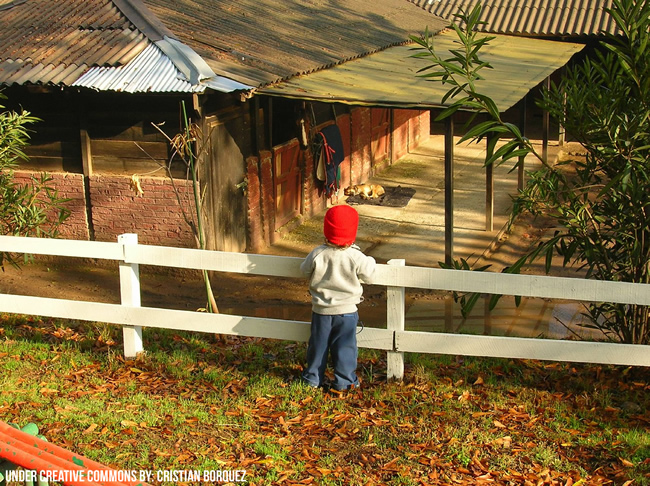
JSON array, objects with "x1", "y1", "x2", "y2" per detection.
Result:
[{"x1": 619, "y1": 457, "x2": 635, "y2": 467}]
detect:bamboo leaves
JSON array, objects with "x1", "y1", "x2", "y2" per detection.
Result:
[
  {"x1": 410, "y1": 3, "x2": 543, "y2": 171},
  {"x1": 410, "y1": 0, "x2": 650, "y2": 343}
]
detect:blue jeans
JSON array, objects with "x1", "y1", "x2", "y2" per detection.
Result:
[{"x1": 302, "y1": 312, "x2": 360, "y2": 390}]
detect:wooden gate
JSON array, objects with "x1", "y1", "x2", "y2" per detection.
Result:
[
  {"x1": 202, "y1": 113, "x2": 247, "y2": 252},
  {"x1": 273, "y1": 139, "x2": 302, "y2": 230}
]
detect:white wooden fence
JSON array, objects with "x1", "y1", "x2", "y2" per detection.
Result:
[{"x1": 0, "y1": 234, "x2": 648, "y2": 380}]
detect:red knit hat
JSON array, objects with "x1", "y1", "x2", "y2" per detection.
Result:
[{"x1": 323, "y1": 205, "x2": 359, "y2": 246}]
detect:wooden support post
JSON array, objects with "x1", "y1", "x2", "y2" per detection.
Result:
[
  {"x1": 268, "y1": 97, "x2": 274, "y2": 149},
  {"x1": 79, "y1": 109, "x2": 96, "y2": 240},
  {"x1": 486, "y1": 163, "x2": 494, "y2": 231},
  {"x1": 542, "y1": 77, "x2": 550, "y2": 164},
  {"x1": 518, "y1": 95, "x2": 527, "y2": 191},
  {"x1": 486, "y1": 133, "x2": 494, "y2": 232},
  {"x1": 80, "y1": 129, "x2": 93, "y2": 178},
  {"x1": 386, "y1": 259, "x2": 406, "y2": 381},
  {"x1": 118, "y1": 234, "x2": 143, "y2": 358},
  {"x1": 558, "y1": 68, "x2": 566, "y2": 147},
  {"x1": 558, "y1": 92, "x2": 566, "y2": 147},
  {"x1": 253, "y1": 97, "x2": 264, "y2": 153},
  {"x1": 192, "y1": 93, "x2": 203, "y2": 118},
  {"x1": 444, "y1": 115, "x2": 454, "y2": 266},
  {"x1": 444, "y1": 294, "x2": 454, "y2": 332}
]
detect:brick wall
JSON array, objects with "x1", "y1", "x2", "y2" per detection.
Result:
[
  {"x1": 350, "y1": 107, "x2": 373, "y2": 185},
  {"x1": 246, "y1": 155, "x2": 264, "y2": 253},
  {"x1": 259, "y1": 151, "x2": 275, "y2": 246},
  {"x1": 336, "y1": 114, "x2": 352, "y2": 190},
  {"x1": 410, "y1": 109, "x2": 430, "y2": 149},
  {"x1": 302, "y1": 146, "x2": 324, "y2": 219},
  {"x1": 13, "y1": 170, "x2": 196, "y2": 248},
  {"x1": 88, "y1": 175, "x2": 196, "y2": 247},
  {"x1": 393, "y1": 109, "x2": 412, "y2": 161},
  {"x1": 13, "y1": 171, "x2": 88, "y2": 240}
]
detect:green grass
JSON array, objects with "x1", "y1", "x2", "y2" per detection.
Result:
[{"x1": 0, "y1": 314, "x2": 648, "y2": 485}]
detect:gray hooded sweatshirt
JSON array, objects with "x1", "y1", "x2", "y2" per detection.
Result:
[{"x1": 300, "y1": 244, "x2": 376, "y2": 315}]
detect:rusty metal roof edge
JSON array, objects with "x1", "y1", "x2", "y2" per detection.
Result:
[
  {"x1": 257, "y1": 89, "x2": 447, "y2": 110},
  {"x1": 409, "y1": 0, "x2": 622, "y2": 37}
]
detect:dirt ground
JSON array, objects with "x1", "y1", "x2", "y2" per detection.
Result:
[
  {"x1": 1, "y1": 137, "x2": 582, "y2": 327},
  {"x1": 0, "y1": 254, "x2": 309, "y2": 314},
  {"x1": 0, "y1": 210, "x2": 556, "y2": 328}
]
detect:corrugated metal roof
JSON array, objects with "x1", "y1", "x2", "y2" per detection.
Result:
[
  {"x1": 72, "y1": 40, "x2": 252, "y2": 93},
  {"x1": 0, "y1": 0, "x2": 446, "y2": 92},
  {"x1": 0, "y1": 0, "x2": 620, "y2": 97},
  {"x1": 0, "y1": 0, "x2": 251, "y2": 92},
  {"x1": 408, "y1": 0, "x2": 620, "y2": 36},
  {"x1": 142, "y1": 0, "x2": 448, "y2": 88},
  {"x1": 72, "y1": 42, "x2": 202, "y2": 93},
  {"x1": 0, "y1": 0, "x2": 149, "y2": 87},
  {"x1": 258, "y1": 31, "x2": 584, "y2": 111}
]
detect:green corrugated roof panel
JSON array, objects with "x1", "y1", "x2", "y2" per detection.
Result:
[{"x1": 257, "y1": 31, "x2": 584, "y2": 112}]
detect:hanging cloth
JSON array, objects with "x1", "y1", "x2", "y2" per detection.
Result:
[{"x1": 315, "y1": 124, "x2": 345, "y2": 198}]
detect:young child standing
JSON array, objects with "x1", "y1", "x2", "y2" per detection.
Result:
[{"x1": 300, "y1": 205, "x2": 376, "y2": 391}]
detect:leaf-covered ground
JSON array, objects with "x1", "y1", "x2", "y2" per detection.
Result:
[{"x1": 0, "y1": 315, "x2": 648, "y2": 485}]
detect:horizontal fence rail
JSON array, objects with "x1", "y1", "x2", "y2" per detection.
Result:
[
  {"x1": 0, "y1": 294, "x2": 394, "y2": 351},
  {"x1": 1, "y1": 234, "x2": 649, "y2": 378},
  {"x1": 3, "y1": 235, "x2": 648, "y2": 305}
]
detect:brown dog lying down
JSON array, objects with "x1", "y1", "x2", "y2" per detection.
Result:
[{"x1": 344, "y1": 184, "x2": 386, "y2": 199}]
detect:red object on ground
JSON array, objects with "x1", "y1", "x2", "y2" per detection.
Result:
[{"x1": 0, "y1": 421, "x2": 151, "y2": 486}]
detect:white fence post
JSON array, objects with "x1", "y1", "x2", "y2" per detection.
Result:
[
  {"x1": 118, "y1": 234, "x2": 143, "y2": 358},
  {"x1": 386, "y1": 259, "x2": 406, "y2": 381}
]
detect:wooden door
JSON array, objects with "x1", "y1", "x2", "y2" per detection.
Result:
[
  {"x1": 273, "y1": 139, "x2": 301, "y2": 230},
  {"x1": 203, "y1": 114, "x2": 247, "y2": 252}
]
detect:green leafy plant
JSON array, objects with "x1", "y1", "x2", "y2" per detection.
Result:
[
  {"x1": 411, "y1": 0, "x2": 650, "y2": 344},
  {"x1": 438, "y1": 257, "x2": 495, "y2": 318},
  {"x1": 0, "y1": 91, "x2": 70, "y2": 268}
]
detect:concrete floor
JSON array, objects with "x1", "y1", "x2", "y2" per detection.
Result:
[
  {"x1": 266, "y1": 134, "x2": 605, "y2": 340},
  {"x1": 269, "y1": 133, "x2": 554, "y2": 268}
]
